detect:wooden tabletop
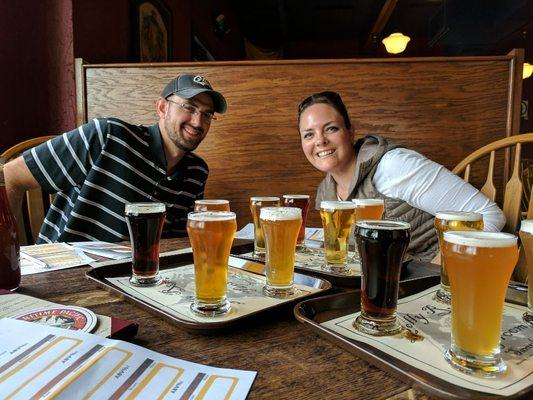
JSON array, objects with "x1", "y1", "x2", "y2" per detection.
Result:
[{"x1": 18, "y1": 238, "x2": 434, "y2": 400}]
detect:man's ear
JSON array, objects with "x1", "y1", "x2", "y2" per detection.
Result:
[{"x1": 156, "y1": 97, "x2": 168, "y2": 119}]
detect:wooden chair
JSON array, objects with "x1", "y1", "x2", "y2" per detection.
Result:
[
  {"x1": 453, "y1": 133, "x2": 533, "y2": 282},
  {"x1": 1, "y1": 135, "x2": 56, "y2": 245}
]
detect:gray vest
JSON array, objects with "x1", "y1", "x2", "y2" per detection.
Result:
[{"x1": 316, "y1": 135, "x2": 438, "y2": 262}]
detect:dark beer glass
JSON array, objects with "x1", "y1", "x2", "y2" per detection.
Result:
[
  {"x1": 353, "y1": 220, "x2": 411, "y2": 336},
  {"x1": 125, "y1": 202, "x2": 166, "y2": 286}
]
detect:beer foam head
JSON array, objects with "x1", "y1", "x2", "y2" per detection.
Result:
[
  {"x1": 520, "y1": 219, "x2": 533, "y2": 234},
  {"x1": 352, "y1": 198, "x2": 384, "y2": 207},
  {"x1": 250, "y1": 196, "x2": 280, "y2": 202},
  {"x1": 356, "y1": 220, "x2": 411, "y2": 230},
  {"x1": 282, "y1": 194, "x2": 310, "y2": 199},
  {"x1": 320, "y1": 201, "x2": 356, "y2": 210},
  {"x1": 260, "y1": 206, "x2": 301, "y2": 220},
  {"x1": 187, "y1": 211, "x2": 236, "y2": 221},
  {"x1": 435, "y1": 211, "x2": 483, "y2": 221},
  {"x1": 125, "y1": 202, "x2": 165, "y2": 215},
  {"x1": 195, "y1": 199, "x2": 229, "y2": 205},
  {"x1": 443, "y1": 231, "x2": 517, "y2": 247}
]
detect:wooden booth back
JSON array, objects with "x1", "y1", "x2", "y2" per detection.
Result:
[{"x1": 75, "y1": 52, "x2": 523, "y2": 228}]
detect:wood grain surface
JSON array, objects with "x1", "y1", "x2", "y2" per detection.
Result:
[
  {"x1": 17, "y1": 238, "x2": 435, "y2": 400},
  {"x1": 77, "y1": 55, "x2": 521, "y2": 228}
]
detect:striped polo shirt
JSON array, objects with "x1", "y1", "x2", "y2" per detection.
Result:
[{"x1": 23, "y1": 118, "x2": 208, "y2": 243}]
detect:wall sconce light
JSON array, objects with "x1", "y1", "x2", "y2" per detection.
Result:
[
  {"x1": 382, "y1": 32, "x2": 411, "y2": 54},
  {"x1": 524, "y1": 63, "x2": 533, "y2": 79}
]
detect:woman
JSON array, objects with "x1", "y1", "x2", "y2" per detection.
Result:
[{"x1": 297, "y1": 91, "x2": 505, "y2": 262}]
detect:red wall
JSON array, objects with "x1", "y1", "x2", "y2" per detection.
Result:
[{"x1": 0, "y1": 0, "x2": 76, "y2": 153}]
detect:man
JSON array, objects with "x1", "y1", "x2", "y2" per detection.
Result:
[{"x1": 5, "y1": 74, "x2": 226, "y2": 243}]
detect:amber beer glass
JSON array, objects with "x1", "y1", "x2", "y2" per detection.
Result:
[
  {"x1": 250, "y1": 197, "x2": 280, "y2": 256},
  {"x1": 260, "y1": 207, "x2": 302, "y2": 298},
  {"x1": 352, "y1": 198, "x2": 385, "y2": 220},
  {"x1": 282, "y1": 194, "x2": 310, "y2": 247},
  {"x1": 443, "y1": 231, "x2": 518, "y2": 377},
  {"x1": 353, "y1": 220, "x2": 411, "y2": 336},
  {"x1": 519, "y1": 220, "x2": 533, "y2": 323},
  {"x1": 434, "y1": 211, "x2": 483, "y2": 304},
  {"x1": 125, "y1": 203, "x2": 166, "y2": 286},
  {"x1": 320, "y1": 201, "x2": 356, "y2": 272},
  {"x1": 194, "y1": 199, "x2": 230, "y2": 212},
  {"x1": 187, "y1": 211, "x2": 237, "y2": 316}
]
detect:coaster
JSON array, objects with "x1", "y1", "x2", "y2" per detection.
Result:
[{"x1": 11, "y1": 306, "x2": 98, "y2": 333}]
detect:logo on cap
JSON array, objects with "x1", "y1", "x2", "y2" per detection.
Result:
[{"x1": 193, "y1": 75, "x2": 211, "y2": 87}]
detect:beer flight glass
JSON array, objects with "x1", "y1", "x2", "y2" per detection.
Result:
[
  {"x1": 351, "y1": 198, "x2": 385, "y2": 262},
  {"x1": 434, "y1": 211, "x2": 483, "y2": 304},
  {"x1": 260, "y1": 207, "x2": 302, "y2": 298},
  {"x1": 194, "y1": 199, "x2": 230, "y2": 212},
  {"x1": 442, "y1": 231, "x2": 518, "y2": 377},
  {"x1": 320, "y1": 201, "x2": 356, "y2": 272},
  {"x1": 125, "y1": 203, "x2": 166, "y2": 286},
  {"x1": 282, "y1": 194, "x2": 310, "y2": 251},
  {"x1": 519, "y1": 220, "x2": 533, "y2": 324},
  {"x1": 187, "y1": 211, "x2": 237, "y2": 316},
  {"x1": 250, "y1": 197, "x2": 280, "y2": 256},
  {"x1": 353, "y1": 220, "x2": 411, "y2": 336}
]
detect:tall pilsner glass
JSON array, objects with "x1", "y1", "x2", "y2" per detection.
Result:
[
  {"x1": 187, "y1": 211, "x2": 237, "y2": 316},
  {"x1": 250, "y1": 197, "x2": 280, "y2": 256},
  {"x1": 519, "y1": 220, "x2": 533, "y2": 323},
  {"x1": 282, "y1": 194, "x2": 310, "y2": 250},
  {"x1": 351, "y1": 198, "x2": 385, "y2": 262},
  {"x1": 434, "y1": 211, "x2": 483, "y2": 304},
  {"x1": 260, "y1": 207, "x2": 302, "y2": 298},
  {"x1": 320, "y1": 201, "x2": 356, "y2": 272},
  {"x1": 443, "y1": 231, "x2": 518, "y2": 377}
]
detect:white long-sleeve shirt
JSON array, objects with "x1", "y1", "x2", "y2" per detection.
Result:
[{"x1": 373, "y1": 148, "x2": 505, "y2": 231}]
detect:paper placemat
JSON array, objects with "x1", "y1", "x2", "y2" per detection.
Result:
[
  {"x1": 321, "y1": 286, "x2": 533, "y2": 396},
  {"x1": 107, "y1": 263, "x2": 321, "y2": 323}
]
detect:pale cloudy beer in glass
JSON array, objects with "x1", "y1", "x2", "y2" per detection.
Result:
[
  {"x1": 187, "y1": 211, "x2": 237, "y2": 316},
  {"x1": 320, "y1": 201, "x2": 356, "y2": 272},
  {"x1": 125, "y1": 202, "x2": 166, "y2": 286},
  {"x1": 260, "y1": 207, "x2": 302, "y2": 298},
  {"x1": 443, "y1": 231, "x2": 518, "y2": 377},
  {"x1": 519, "y1": 220, "x2": 533, "y2": 323},
  {"x1": 353, "y1": 220, "x2": 411, "y2": 336},
  {"x1": 250, "y1": 197, "x2": 280, "y2": 256},
  {"x1": 434, "y1": 211, "x2": 483, "y2": 304},
  {"x1": 194, "y1": 199, "x2": 230, "y2": 212},
  {"x1": 282, "y1": 194, "x2": 310, "y2": 246}
]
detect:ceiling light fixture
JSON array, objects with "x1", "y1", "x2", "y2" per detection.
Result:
[
  {"x1": 382, "y1": 32, "x2": 411, "y2": 54},
  {"x1": 523, "y1": 63, "x2": 533, "y2": 79}
]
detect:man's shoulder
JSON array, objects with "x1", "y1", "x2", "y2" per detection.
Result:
[
  {"x1": 184, "y1": 152, "x2": 209, "y2": 173},
  {"x1": 92, "y1": 117, "x2": 149, "y2": 139}
]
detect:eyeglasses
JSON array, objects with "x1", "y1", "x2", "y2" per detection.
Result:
[{"x1": 166, "y1": 99, "x2": 217, "y2": 123}]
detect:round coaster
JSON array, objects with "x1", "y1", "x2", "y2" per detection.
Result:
[{"x1": 11, "y1": 306, "x2": 98, "y2": 333}]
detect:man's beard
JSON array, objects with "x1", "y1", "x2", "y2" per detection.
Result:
[{"x1": 165, "y1": 119, "x2": 204, "y2": 152}]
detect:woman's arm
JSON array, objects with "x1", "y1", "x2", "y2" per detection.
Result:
[{"x1": 373, "y1": 148, "x2": 506, "y2": 231}]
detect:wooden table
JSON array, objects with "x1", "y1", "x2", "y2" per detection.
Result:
[{"x1": 19, "y1": 238, "x2": 434, "y2": 400}]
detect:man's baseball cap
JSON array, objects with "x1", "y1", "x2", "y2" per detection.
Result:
[{"x1": 161, "y1": 74, "x2": 227, "y2": 114}]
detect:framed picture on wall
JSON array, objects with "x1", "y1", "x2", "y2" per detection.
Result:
[{"x1": 131, "y1": 0, "x2": 172, "y2": 62}]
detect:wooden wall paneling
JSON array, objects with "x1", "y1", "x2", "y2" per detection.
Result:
[{"x1": 77, "y1": 55, "x2": 521, "y2": 228}]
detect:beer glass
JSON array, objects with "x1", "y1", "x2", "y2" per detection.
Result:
[
  {"x1": 351, "y1": 198, "x2": 385, "y2": 262},
  {"x1": 434, "y1": 211, "x2": 483, "y2": 304},
  {"x1": 125, "y1": 203, "x2": 166, "y2": 286},
  {"x1": 443, "y1": 231, "x2": 518, "y2": 377},
  {"x1": 250, "y1": 197, "x2": 280, "y2": 256},
  {"x1": 519, "y1": 220, "x2": 533, "y2": 323},
  {"x1": 282, "y1": 194, "x2": 310, "y2": 249},
  {"x1": 353, "y1": 220, "x2": 411, "y2": 336},
  {"x1": 320, "y1": 201, "x2": 356, "y2": 272},
  {"x1": 194, "y1": 199, "x2": 230, "y2": 212},
  {"x1": 187, "y1": 211, "x2": 237, "y2": 316},
  {"x1": 260, "y1": 207, "x2": 302, "y2": 298}
]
